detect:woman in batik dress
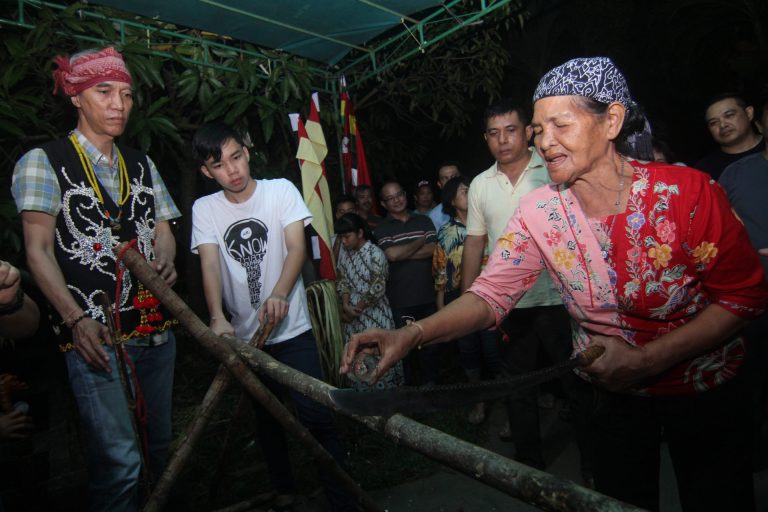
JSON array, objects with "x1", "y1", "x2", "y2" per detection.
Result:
[{"x1": 335, "y1": 213, "x2": 403, "y2": 390}]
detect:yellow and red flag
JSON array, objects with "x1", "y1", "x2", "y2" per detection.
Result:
[
  {"x1": 290, "y1": 92, "x2": 336, "y2": 280},
  {"x1": 340, "y1": 76, "x2": 380, "y2": 214}
]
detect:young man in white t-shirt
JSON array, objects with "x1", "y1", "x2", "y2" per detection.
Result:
[{"x1": 190, "y1": 121, "x2": 354, "y2": 511}]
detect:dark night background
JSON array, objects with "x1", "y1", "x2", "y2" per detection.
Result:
[
  {"x1": 1, "y1": 1, "x2": 767, "y2": 508},
  {"x1": 362, "y1": 0, "x2": 768, "y2": 197}
]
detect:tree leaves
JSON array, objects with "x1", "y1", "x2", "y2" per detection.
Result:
[{"x1": 0, "y1": 2, "x2": 317, "y2": 180}]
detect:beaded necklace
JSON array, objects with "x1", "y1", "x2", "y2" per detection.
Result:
[{"x1": 69, "y1": 132, "x2": 130, "y2": 232}]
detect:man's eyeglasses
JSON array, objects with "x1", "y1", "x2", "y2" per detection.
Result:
[{"x1": 382, "y1": 190, "x2": 405, "y2": 203}]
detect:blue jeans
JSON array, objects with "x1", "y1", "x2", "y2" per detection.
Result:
[
  {"x1": 255, "y1": 330, "x2": 355, "y2": 511},
  {"x1": 65, "y1": 332, "x2": 176, "y2": 512}
]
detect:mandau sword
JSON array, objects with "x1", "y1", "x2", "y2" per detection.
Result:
[{"x1": 329, "y1": 345, "x2": 604, "y2": 416}]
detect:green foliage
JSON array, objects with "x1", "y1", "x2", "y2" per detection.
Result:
[
  {"x1": 342, "y1": 1, "x2": 530, "y2": 176},
  {"x1": 0, "y1": 2, "x2": 320, "y2": 271},
  {"x1": 0, "y1": 2, "x2": 317, "y2": 173},
  {"x1": 306, "y1": 280, "x2": 345, "y2": 387},
  {"x1": 360, "y1": 21, "x2": 511, "y2": 139}
]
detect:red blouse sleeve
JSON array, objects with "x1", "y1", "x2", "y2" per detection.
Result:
[{"x1": 684, "y1": 174, "x2": 768, "y2": 318}]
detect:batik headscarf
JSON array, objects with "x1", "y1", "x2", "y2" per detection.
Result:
[
  {"x1": 533, "y1": 57, "x2": 653, "y2": 160},
  {"x1": 52, "y1": 47, "x2": 133, "y2": 97}
]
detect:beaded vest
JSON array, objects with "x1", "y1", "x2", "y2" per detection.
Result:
[{"x1": 39, "y1": 137, "x2": 173, "y2": 351}]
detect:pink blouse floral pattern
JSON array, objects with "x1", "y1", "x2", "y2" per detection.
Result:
[{"x1": 470, "y1": 162, "x2": 768, "y2": 396}]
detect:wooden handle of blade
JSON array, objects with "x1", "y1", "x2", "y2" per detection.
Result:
[{"x1": 576, "y1": 345, "x2": 605, "y2": 366}]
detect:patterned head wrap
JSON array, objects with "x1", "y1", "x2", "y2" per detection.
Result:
[
  {"x1": 52, "y1": 47, "x2": 132, "y2": 96},
  {"x1": 533, "y1": 57, "x2": 654, "y2": 160},
  {"x1": 533, "y1": 57, "x2": 631, "y2": 107}
]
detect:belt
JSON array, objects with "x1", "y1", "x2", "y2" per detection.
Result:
[{"x1": 124, "y1": 330, "x2": 170, "y2": 348}]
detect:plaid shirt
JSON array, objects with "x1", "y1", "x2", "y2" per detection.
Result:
[{"x1": 12, "y1": 129, "x2": 180, "y2": 220}]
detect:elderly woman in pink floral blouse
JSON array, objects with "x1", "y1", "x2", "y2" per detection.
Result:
[{"x1": 342, "y1": 57, "x2": 768, "y2": 510}]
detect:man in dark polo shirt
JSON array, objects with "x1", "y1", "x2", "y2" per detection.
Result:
[
  {"x1": 374, "y1": 181, "x2": 439, "y2": 385},
  {"x1": 696, "y1": 93, "x2": 763, "y2": 180}
]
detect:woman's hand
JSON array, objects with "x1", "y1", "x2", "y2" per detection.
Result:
[
  {"x1": 340, "y1": 325, "x2": 420, "y2": 382},
  {"x1": 582, "y1": 335, "x2": 654, "y2": 392}
]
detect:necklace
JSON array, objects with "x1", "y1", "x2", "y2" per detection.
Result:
[
  {"x1": 595, "y1": 156, "x2": 628, "y2": 259},
  {"x1": 69, "y1": 133, "x2": 130, "y2": 232},
  {"x1": 614, "y1": 155, "x2": 626, "y2": 211}
]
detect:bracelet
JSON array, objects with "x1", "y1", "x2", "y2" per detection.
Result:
[
  {"x1": 68, "y1": 313, "x2": 88, "y2": 330},
  {"x1": 406, "y1": 320, "x2": 425, "y2": 350},
  {"x1": 0, "y1": 287, "x2": 24, "y2": 316}
]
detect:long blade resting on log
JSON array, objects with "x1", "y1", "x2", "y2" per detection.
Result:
[
  {"x1": 116, "y1": 242, "x2": 642, "y2": 512},
  {"x1": 330, "y1": 346, "x2": 604, "y2": 416}
]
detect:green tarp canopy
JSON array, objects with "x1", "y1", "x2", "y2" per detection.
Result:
[
  {"x1": 92, "y1": 0, "x2": 441, "y2": 65},
  {"x1": 3, "y1": 1, "x2": 516, "y2": 87}
]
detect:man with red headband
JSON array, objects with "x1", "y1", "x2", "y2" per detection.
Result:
[{"x1": 12, "y1": 47, "x2": 179, "y2": 511}]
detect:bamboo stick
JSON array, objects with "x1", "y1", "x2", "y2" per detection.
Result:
[
  {"x1": 117, "y1": 244, "x2": 380, "y2": 512},
  {"x1": 118, "y1": 243, "x2": 641, "y2": 512}
]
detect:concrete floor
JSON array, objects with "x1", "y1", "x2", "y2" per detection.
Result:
[{"x1": 367, "y1": 398, "x2": 768, "y2": 512}]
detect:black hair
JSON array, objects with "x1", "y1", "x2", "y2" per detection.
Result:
[
  {"x1": 483, "y1": 98, "x2": 530, "y2": 127},
  {"x1": 334, "y1": 213, "x2": 375, "y2": 243},
  {"x1": 379, "y1": 181, "x2": 401, "y2": 198},
  {"x1": 334, "y1": 194, "x2": 356, "y2": 211},
  {"x1": 574, "y1": 97, "x2": 648, "y2": 158},
  {"x1": 441, "y1": 176, "x2": 472, "y2": 218},
  {"x1": 703, "y1": 92, "x2": 749, "y2": 114},
  {"x1": 437, "y1": 160, "x2": 462, "y2": 176},
  {"x1": 354, "y1": 184, "x2": 373, "y2": 197},
  {"x1": 192, "y1": 121, "x2": 246, "y2": 165},
  {"x1": 651, "y1": 137, "x2": 675, "y2": 163}
]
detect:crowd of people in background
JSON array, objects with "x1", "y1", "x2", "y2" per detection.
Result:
[{"x1": 3, "y1": 45, "x2": 768, "y2": 512}]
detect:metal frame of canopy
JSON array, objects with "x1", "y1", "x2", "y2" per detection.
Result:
[{"x1": 0, "y1": 0, "x2": 518, "y2": 91}]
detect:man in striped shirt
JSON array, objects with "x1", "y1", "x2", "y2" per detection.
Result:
[{"x1": 374, "y1": 181, "x2": 439, "y2": 385}]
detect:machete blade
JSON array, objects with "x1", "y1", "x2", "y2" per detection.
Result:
[{"x1": 329, "y1": 345, "x2": 604, "y2": 417}]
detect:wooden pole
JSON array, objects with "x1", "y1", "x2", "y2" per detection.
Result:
[
  {"x1": 228, "y1": 339, "x2": 641, "y2": 512},
  {"x1": 118, "y1": 243, "x2": 641, "y2": 512},
  {"x1": 146, "y1": 322, "x2": 275, "y2": 510},
  {"x1": 117, "y1": 244, "x2": 380, "y2": 512},
  {"x1": 143, "y1": 365, "x2": 232, "y2": 511}
]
